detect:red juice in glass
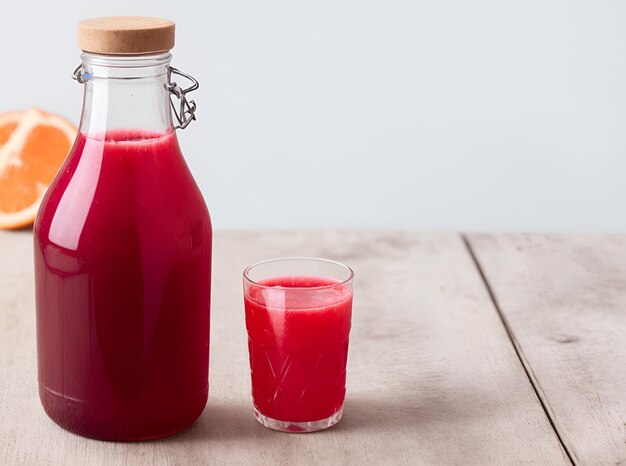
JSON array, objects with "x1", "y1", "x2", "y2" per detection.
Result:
[
  {"x1": 34, "y1": 130, "x2": 212, "y2": 440},
  {"x1": 243, "y1": 258, "x2": 353, "y2": 432}
]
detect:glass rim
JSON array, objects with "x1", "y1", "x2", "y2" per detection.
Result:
[
  {"x1": 81, "y1": 51, "x2": 172, "y2": 66},
  {"x1": 243, "y1": 256, "x2": 354, "y2": 291},
  {"x1": 79, "y1": 52, "x2": 172, "y2": 80}
]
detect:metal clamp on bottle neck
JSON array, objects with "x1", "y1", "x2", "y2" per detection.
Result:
[
  {"x1": 72, "y1": 65, "x2": 91, "y2": 84},
  {"x1": 71, "y1": 63, "x2": 199, "y2": 130},
  {"x1": 166, "y1": 66, "x2": 199, "y2": 130}
]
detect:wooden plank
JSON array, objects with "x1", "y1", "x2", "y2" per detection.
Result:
[
  {"x1": 467, "y1": 234, "x2": 626, "y2": 465},
  {"x1": 0, "y1": 230, "x2": 568, "y2": 465}
]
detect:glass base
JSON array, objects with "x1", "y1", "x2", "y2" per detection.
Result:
[{"x1": 253, "y1": 407, "x2": 343, "y2": 433}]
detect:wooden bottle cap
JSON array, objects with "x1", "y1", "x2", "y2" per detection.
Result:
[{"x1": 78, "y1": 16, "x2": 175, "y2": 55}]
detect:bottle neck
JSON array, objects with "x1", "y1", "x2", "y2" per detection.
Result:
[{"x1": 78, "y1": 52, "x2": 174, "y2": 137}]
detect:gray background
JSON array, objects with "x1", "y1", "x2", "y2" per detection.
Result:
[{"x1": 1, "y1": 1, "x2": 625, "y2": 231}]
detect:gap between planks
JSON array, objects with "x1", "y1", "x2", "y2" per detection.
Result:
[{"x1": 461, "y1": 235, "x2": 577, "y2": 466}]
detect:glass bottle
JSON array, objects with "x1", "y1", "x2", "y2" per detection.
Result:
[{"x1": 33, "y1": 17, "x2": 212, "y2": 441}]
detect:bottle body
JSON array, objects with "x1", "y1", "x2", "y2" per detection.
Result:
[{"x1": 33, "y1": 54, "x2": 211, "y2": 440}]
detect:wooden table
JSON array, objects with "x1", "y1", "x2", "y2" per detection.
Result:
[{"x1": 0, "y1": 230, "x2": 624, "y2": 465}]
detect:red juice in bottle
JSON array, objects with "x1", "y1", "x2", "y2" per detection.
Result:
[
  {"x1": 244, "y1": 274, "x2": 353, "y2": 430},
  {"x1": 34, "y1": 130, "x2": 212, "y2": 440},
  {"x1": 33, "y1": 18, "x2": 212, "y2": 441}
]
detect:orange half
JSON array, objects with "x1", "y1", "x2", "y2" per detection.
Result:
[{"x1": 0, "y1": 109, "x2": 76, "y2": 229}]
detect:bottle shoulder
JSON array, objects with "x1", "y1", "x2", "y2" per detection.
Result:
[{"x1": 35, "y1": 131, "x2": 211, "y2": 256}]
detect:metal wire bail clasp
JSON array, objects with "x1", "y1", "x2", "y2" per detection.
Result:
[
  {"x1": 167, "y1": 67, "x2": 199, "y2": 130},
  {"x1": 72, "y1": 64, "x2": 92, "y2": 83}
]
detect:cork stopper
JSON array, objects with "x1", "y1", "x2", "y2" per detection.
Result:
[{"x1": 78, "y1": 16, "x2": 175, "y2": 55}]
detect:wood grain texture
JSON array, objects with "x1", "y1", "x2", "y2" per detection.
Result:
[
  {"x1": 0, "y1": 230, "x2": 568, "y2": 465},
  {"x1": 78, "y1": 16, "x2": 175, "y2": 54},
  {"x1": 467, "y1": 234, "x2": 626, "y2": 466}
]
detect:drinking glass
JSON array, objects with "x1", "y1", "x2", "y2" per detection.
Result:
[{"x1": 243, "y1": 257, "x2": 354, "y2": 432}]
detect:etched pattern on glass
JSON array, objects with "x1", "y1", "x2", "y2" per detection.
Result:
[{"x1": 248, "y1": 336, "x2": 349, "y2": 421}]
